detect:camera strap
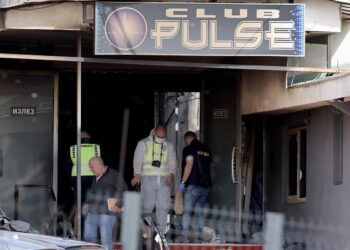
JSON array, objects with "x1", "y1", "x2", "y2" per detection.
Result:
[{"x1": 152, "y1": 141, "x2": 164, "y2": 162}]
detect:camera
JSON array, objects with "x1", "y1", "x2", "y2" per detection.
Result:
[{"x1": 152, "y1": 160, "x2": 161, "y2": 168}]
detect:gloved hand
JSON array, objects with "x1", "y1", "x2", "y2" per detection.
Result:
[{"x1": 178, "y1": 182, "x2": 186, "y2": 193}]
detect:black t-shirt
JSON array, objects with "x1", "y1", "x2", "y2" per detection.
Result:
[{"x1": 181, "y1": 139, "x2": 212, "y2": 187}]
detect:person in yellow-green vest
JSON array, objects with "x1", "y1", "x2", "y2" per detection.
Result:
[
  {"x1": 68, "y1": 130, "x2": 101, "y2": 204},
  {"x1": 66, "y1": 130, "x2": 101, "y2": 236},
  {"x1": 131, "y1": 124, "x2": 177, "y2": 234}
]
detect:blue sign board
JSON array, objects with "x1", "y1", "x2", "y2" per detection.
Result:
[{"x1": 95, "y1": 2, "x2": 305, "y2": 57}]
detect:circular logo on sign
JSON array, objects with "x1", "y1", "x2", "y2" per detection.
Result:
[{"x1": 105, "y1": 7, "x2": 147, "y2": 50}]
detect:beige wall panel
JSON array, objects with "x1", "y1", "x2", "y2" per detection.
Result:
[
  {"x1": 5, "y1": 2, "x2": 84, "y2": 30},
  {"x1": 241, "y1": 69, "x2": 350, "y2": 115}
]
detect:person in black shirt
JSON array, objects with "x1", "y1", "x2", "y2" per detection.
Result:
[
  {"x1": 83, "y1": 156, "x2": 128, "y2": 250},
  {"x1": 178, "y1": 131, "x2": 212, "y2": 243}
]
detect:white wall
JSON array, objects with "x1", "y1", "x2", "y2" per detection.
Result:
[
  {"x1": 330, "y1": 21, "x2": 350, "y2": 69},
  {"x1": 288, "y1": 43, "x2": 327, "y2": 69},
  {"x1": 295, "y1": 0, "x2": 341, "y2": 32}
]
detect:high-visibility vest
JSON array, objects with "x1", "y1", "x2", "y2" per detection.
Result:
[
  {"x1": 142, "y1": 141, "x2": 169, "y2": 176},
  {"x1": 70, "y1": 143, "x2": 101, "y2": 177}
]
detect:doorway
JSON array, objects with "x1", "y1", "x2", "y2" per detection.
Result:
[
  {"x1": 57, "y1": 71, "x2": 202, "y2": 212},
  {"x1": 56, "y1": 69, "x2": 243, "y2": 242}
]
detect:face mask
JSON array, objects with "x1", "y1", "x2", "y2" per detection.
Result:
[{"x1": 155, "y1": 136, "x2": 165, "y2": 144}]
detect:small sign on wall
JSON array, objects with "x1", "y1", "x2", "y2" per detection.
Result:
[
  {"x1": 212, "y1": 108, "x2": 229, "y2": 119},
  {"x1": 11, "y1": 107, "x2": 36, "y2": 116}
]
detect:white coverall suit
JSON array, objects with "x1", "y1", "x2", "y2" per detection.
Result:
[{"x1": 133, "y1": 129, "x2": 177, "y2": 233}]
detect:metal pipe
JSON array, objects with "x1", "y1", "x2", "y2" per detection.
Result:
[
  {"x1": 118, "y1": 109, "x2": 130, "y2": 189},
  {"x1": 53, "y1": 73, "x2": 59, "y2": 236},
  {"x1": 0, "y1": 52, "x2": 342, "y2": 73},
  {"x1": 76, "y1": 32, "x2": 82, "y2": 240}
]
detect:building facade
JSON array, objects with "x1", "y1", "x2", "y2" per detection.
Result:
[{"x1": 0, "y1": 0, "x2": 349, "y2": 243}]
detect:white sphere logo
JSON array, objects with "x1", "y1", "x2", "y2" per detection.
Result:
[{"x1": 105, "y1": 7, "x2": 147, "y2": 50}]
